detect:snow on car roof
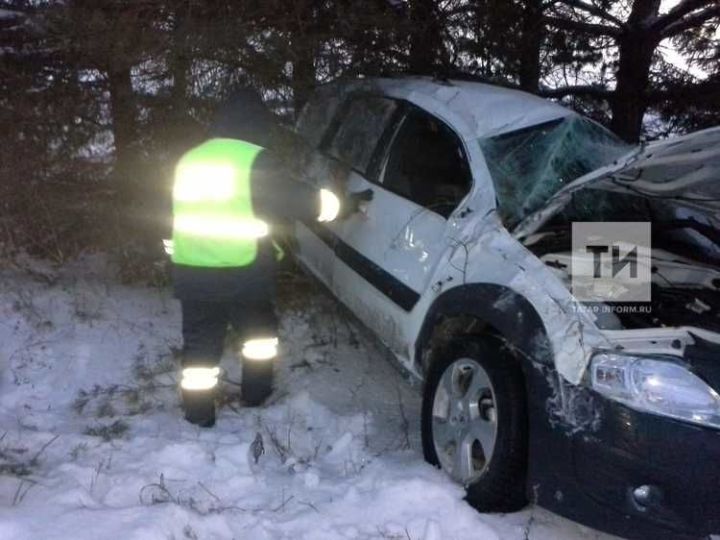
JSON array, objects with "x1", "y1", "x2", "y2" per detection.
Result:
[{"x1": 371, "y1": 76, "x2": 574, "y2": 138}]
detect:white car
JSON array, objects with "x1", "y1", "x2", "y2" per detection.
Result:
[{"x1": 293, "y1": 77, "x2": 720, "y2": 540}]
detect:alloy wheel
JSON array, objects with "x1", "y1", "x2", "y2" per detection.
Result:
[{"x1": 431, "y1": 357, "x2": 498, "y2": 485}]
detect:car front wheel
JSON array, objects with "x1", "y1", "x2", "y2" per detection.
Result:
[{"x1": 421, "y1": 338, "x2": 528, "y2": 512}]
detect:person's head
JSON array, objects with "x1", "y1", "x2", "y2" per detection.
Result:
[{"x1": 209, "y1": 87, "x2": 281, "y2": 149}]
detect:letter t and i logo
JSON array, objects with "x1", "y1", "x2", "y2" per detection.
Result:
[{"x1": 571, "y1": 222, "x2": 651, "y2": 302}]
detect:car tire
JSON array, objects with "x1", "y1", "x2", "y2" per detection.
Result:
[
  {"x1": 421, "y1": 337, "x2": 528, "y2": 512},
  {"x1": 241, "y1": 358, "x2": 274, "y2": 406}
]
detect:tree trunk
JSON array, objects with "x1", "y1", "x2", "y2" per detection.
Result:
[
  {"x1": 286, "y1": 1, "x2": 318, "y2": 118},
  {"x1": 168, "y1": 5, "x2": 192, "y2": 158},
  {"x1": 107, "y1": 66, "x2": 137, "y2": 201},
  {"x1": 292, "y1": 42, "x2": 316, "y2": 117},
  {"x1": 610, "y1": 36, "x2": 655, "y2": 142},
  {"x1": 518, "y1": 0, "x2": 543, "y2": 92},
  {"x1": 609, "y1": 0, "x2": 661, "y2": 142},
  {"x1": 408, "y1": 0, "x2": 444, "y2": 74}
]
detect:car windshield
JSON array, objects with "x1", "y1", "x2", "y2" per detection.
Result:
[{"x1": 479, "y1": 116, "x2": 631, "y2": 227}]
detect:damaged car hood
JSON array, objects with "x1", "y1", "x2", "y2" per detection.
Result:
[
  {"x1": 515, "y1": 125, "x2": 720, "y2": 239},
  {"x1": 515, "y1": 126, "x2": 720, "y2": 334},
  {"x1": 592, "y1": 126, "x2": 720, "y2": 212}
]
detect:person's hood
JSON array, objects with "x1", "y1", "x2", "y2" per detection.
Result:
[{"x1": 209, "y1": 88, "x2": 280, "y2": 149}]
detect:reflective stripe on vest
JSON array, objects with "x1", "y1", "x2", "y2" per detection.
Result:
[{"x1": 171, "y1": 139, "x2": 265, "y2": 267}]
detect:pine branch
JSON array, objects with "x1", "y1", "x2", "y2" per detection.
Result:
[
  {"x1": 538, "y1": 85, "x2": 613, "y2": 99},
  {"x1": 543, "y1": 16, "x2": 621, "y2": 37},
  {"x1": 646, "y1": 80, "x2": 720, "y2": 104},
  {"x1": 651, "y1": 0, "x2": 716, "y2": 32},
  {"x1": 542, "y1": 80, "x2": 720, "y2": 105},
  {"x1": 660, "y1": 5, "x2": 720, "y2": 37},
  {"x1": 554, "y1": 0, "x2": 625, "y2": 28}
]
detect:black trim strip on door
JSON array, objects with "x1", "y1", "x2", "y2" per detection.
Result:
[{"x1": 301, "y1": 220, "x2": 421, "y2": 312}]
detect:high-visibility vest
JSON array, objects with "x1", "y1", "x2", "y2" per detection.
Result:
[{"x1": 171, "y1": 138, "x2": 267, "y2": 267}]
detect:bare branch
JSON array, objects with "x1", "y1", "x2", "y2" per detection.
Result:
[{"x1": 29, "y1": 434, "x2": 59, "y2": 466}]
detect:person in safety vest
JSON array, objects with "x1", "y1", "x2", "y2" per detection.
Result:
[{"x1": 168, "y1": 88, "x2": 362, "y2": 427}]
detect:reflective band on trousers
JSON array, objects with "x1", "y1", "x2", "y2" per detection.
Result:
[
  {"x1": 181, "y1": 367, "x2": 220, "y2": 391},
  {"x1": 318, "y1": 189, "x2": 341, "y2": 222},
  {"x1": 174, "y1": 215, "x2": 269, "y2": 239},
  {"x1": 242, "y1": 337, "x2": 279, "y2": 361}
]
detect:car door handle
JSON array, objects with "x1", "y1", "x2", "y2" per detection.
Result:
[
  {"x1": 346, "y1": 189, "x2": 374, "y2": 218},
  {"x1": 349, "y1": 189, "x2": 374, "y2": 203}
]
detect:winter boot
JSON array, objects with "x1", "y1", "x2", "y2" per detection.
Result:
[{"x1": 182, "y1": 389, "x2": 216, "y2": 427}]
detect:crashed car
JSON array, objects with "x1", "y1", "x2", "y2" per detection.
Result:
[{"x1": 293, "y1": 77, "x2": 720, "y2": 540}]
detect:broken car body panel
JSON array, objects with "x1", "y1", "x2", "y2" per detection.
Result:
[{"x1": 516, "y1": 125, "x2": 720, "y2": 374}]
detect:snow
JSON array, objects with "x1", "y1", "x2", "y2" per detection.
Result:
[
  {"x1": 0, "y1": 256, "x2": 617, "y2": 540},
  {"x1": 0, "y1": 9, "x2": 21, "y2": 20}
]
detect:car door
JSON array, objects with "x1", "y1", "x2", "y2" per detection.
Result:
[
  {"x1": 292, "y1": 87, "x2": 347, "y2": 287},
  {"x1": 331, "y1": 102, "x2": 474, "y2": 356}
]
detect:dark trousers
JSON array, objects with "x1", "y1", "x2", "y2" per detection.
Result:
[{"x1": 181, "y1": 297, "x2": 278, "y2": 368}]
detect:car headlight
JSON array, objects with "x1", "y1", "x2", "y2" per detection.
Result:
[{"x1": 591, "y1": 352, "x2": 720, "y2": 429}]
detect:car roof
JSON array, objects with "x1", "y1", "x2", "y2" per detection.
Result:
[{"x1": 337, "y1": 76, "x2": 574, "y2": 139}]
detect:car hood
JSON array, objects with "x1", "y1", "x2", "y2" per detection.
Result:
[
  {"x1": 514, "y1": 125, "x2": 720, "y2": 239},
  {"x1": 516, "y1": 126, "x2": 720, "y2": 333}
]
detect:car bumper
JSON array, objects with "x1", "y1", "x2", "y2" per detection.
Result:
[
  {"x1": 573, "y1": 395, "x2": 720, "y2": 539},
  {"x1": 531, "y1": 384, "x2": 720, "y2": 539},
  {"x1": 525, "y1": 361, "x2": 720, "y2": 540}
]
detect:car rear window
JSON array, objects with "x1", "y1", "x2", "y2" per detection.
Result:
[
  {"x1": 296, "y1": 86, "x2": 346, "y2": 148},
  {"x1": 326, "y1": 96, "x2": 398, "y2": 175},
  {"x1": 479, "y1": 116, "x2": 631, "y2": 227}
]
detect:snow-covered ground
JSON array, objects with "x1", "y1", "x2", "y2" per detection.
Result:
[{"x1": 0, "y1": 256, "x2": 617, "y2": 540}]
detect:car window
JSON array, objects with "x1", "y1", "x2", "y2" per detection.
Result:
[
  {"x1": 296, "y1": 86, "x2": 346, "y2": 148},
  {"x1": 479, "y1": 116, "x2": 631, "y2": 228},
  {"x1": 326, "y1": 96, "x2": 398, "y2": 175},
  {"x1": 380, "y1": 108, "x2": 472, "y2": 218}
]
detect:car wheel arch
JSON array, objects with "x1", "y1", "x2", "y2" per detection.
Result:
[
  {"x1": 416, "y1": 284, "x2": 568, "y2": 508},
  {"x1": 415, "y1": 283, "x2": 555, "y2": 378}
]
